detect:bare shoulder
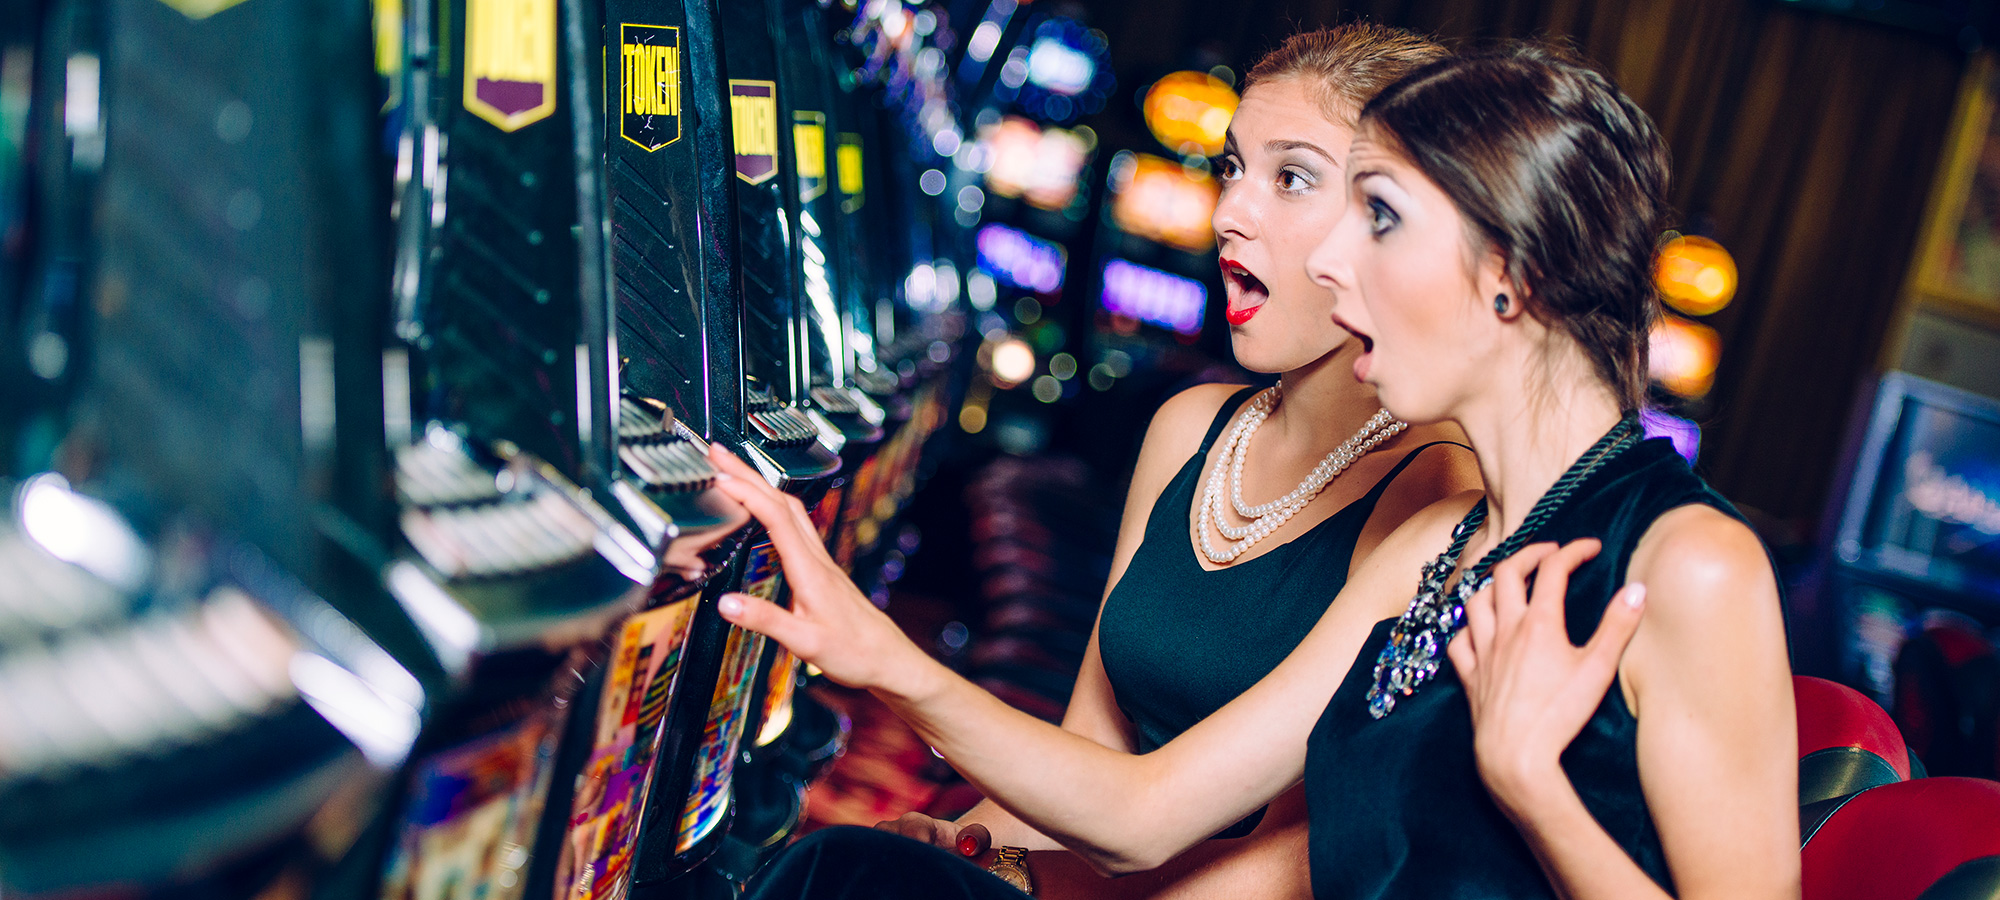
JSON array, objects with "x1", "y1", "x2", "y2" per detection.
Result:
[
  {"x1": 1628, "y1": 504, "x2": 1779, "y2": 622},
  {"x1": 1129, "y1": 383, "x2": 1254, "y2": 492},
  {"x1": 1370, "y1": 426, "x2": 1481, "y2": 513},
  {"x1": 1143, "y1": 383, "x2": 1254, "y2": 452},
  {"x1": 1346, "y1": 490, "x2": 1486, "y2": 618}
]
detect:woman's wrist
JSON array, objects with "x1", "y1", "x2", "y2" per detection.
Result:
[{"x1": 1481, "y1": 754, "x2": 1580, "y2": 828}]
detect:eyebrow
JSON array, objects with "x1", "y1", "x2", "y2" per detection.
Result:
[{"x1": 1266, "y1": 139, "x2": 1337, "y2": 162}]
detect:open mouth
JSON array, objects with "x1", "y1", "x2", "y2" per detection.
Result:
[
  {"x1": 1331, "y1": 311, "x2": 1376, "y2": 381},
  {"x1": 1221, "y1": 259, "x2": 1269, "y2": 326}
]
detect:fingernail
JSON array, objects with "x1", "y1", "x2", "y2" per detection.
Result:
[
  {"x1": 1624, "y1": 583, "x2": 1646, "y2": 608},
  {"x1": 957, "y1": 834, "x2": 980, "y2": 857},
  {"x1": 718, "y1": 593, "x2": 743, "y2": 616},
  {"x1": 713, "y1": 470, "x2": 734, "y2": 481}
]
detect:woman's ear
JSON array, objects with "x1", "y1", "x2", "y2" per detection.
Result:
[{"x1": 1477, "y1": 249, "x2": 1526, "y2": 322}]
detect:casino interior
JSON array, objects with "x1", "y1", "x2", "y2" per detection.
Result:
[{"x1": 1, "y1": 0, "x2": 1999, "y2": 897}]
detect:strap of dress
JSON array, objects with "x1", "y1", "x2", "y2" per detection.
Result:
[
  {"x1": 1196, "y1": 385, "x2": 1264, "y2": 454},
  {"x1": 1351, "y1": 440, "x2": 1472, "y2": 512}
]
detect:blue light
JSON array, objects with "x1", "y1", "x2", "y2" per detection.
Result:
[
  {"x1": 1101, "y1": 259, "x2": 1204, "y2": 335},
  {"x1": 977, "y1": 224, "x2": 1067, "y2": 294}
]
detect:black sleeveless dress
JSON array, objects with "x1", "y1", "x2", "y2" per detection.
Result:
[
  {"x1": 1100, "y1": 386, "x2": 1462, "y2": 758},
  {"x1": 1304, "y1": 436, "x2": 1746, "y2": 899}
]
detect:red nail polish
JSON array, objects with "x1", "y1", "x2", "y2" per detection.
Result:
[{"x1": 957, "y1": 833, "x2": 980, "y2": 856}]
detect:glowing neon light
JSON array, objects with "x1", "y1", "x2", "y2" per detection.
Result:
[
  {"x1": 976, "y1": 224, "x2": 1066, "y2": 294},
  {"x1": 1101, "y1": 259, "x2": 1204, "y2": 335}
]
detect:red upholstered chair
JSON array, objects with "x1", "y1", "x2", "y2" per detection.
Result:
[
  {"x1": 1797, "y1": 675, "x2": 1912, "y2": 807},
  {"x1": 1802, "y1": 777, "x2": 2000, "y2": 900}
]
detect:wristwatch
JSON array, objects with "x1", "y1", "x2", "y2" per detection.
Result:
[{"x1": 987, "y1": 846, "x2": 1034, "y2": 895}]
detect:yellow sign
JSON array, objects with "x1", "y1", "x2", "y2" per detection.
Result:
[
  {"x1": 794, "y1": 111, "x2": 827, "y2": 202},
  {"x1": 837, "y1": 133, "x2": 865, "y2": 212},
  {"x1": 463, "y1": 0, "x2": 557, "y2": 132},
  {"x1": 619, "y1": 24, "x2": 681, "y2": 151},
  {"x1": 730, "y1": 80, "x2": 778, "y2": 184}
]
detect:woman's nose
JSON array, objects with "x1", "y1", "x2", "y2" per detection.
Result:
[{"x1": 1211, "y1": 185, "x2": 1256, "y2": 241}]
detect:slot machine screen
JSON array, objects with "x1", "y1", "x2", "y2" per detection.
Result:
[
  {"x1": 1836, "y1": 373, "x2": 2000, "y2": 603},
  {"x1": 674, "y1": 540, "x2": 782, "y2": 850},
  {"x1": 1108, "y1": 153, "x2": 1217, "y2": 254},
  {"x1": 1099, "y1": 259, "x2": 1204, "y2": 336},
  {"x1": 380, "y1": 704, "x2": 566, "y2": 900},
  {"x1": 554, "y1": 598, "x2": 697, "y2": 899}
]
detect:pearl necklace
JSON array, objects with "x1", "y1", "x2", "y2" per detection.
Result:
[{"x1": 1196, "y1": 387, "x2": 1406, "y2": 564}]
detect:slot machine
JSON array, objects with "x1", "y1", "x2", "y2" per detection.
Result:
[
  {"x1": 0, "y1": 0, "x2": 428, "y2": 894},
  {"x1": 363, "y1": 0, "x2": 705, "y2": 893},
  {"x1": 600, "y1": 2, "x2": 839, "y2": 890},
  {"x1": 534, "y1": 1, "x2": 797, "y2": 898}
]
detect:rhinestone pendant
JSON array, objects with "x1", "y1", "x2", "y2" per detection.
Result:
[{"x1": 1366, "y1": 525, "x2": 1484, "y2": 719}]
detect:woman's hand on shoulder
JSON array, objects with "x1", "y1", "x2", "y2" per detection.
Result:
[
  {"x1": 1447, "y1": 539, "x2": 1646, "y2": 813},
  {"x1": 708, "y1": 444, "x2": 942, "y2": 699}
]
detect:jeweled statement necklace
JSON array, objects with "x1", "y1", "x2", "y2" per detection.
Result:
[
  {"x1": 1365, "y1": 415, "x2": 1642, "y2": 719},
  {"x1": 1197, "y1": 386, "x2": 1407, "y2": 564}
]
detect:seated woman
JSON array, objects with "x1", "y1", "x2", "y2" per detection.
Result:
[
  {"x1": 874, "y1": 24, "x2": 1476, "y2": 900},
  {"x1": 711, "y1": 44, "x2": 1798, "y2": 900}
]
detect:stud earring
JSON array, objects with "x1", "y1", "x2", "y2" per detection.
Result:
[{"x1": 1494, "y1": 293, "x2": 1510, "y2": 315}]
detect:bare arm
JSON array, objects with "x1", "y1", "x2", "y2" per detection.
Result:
[
  {"x1": 1450, "y1": 510, "x2": 1798, "y2": 900},
  {"x1": 956, "y1": 385, "x2": 1245, "y2": 849},
  {"x1": 710, "y1": 438, "x2": 1479, "y2": 873}
]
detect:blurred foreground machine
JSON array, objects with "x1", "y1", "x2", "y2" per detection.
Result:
[{"x1": 0, "y1": 0, "x2": 429, "y2": 894}]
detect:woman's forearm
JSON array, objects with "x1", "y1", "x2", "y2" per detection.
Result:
[
  {"x1": 1498, "y1": 765, "x2": 1674, "y2": 900},
  {"x1": 875, "y1": 661, "x2": 1211, "y2": 872},
  {"x1": 957, "y1": 798, "x2": 1065, "y2": 851}
]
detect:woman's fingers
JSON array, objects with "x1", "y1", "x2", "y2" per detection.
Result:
[
  {"x1": 709, "y1": 446, "x2": 840, "y2": 590},
  {"x1": 1524, "y1": 539, "x2": 1602, "y2": 633},
  {"x1": 1582, "y1": 583, "x2": 1647, "y2": 679},
  {"x1": 1462, "y1": 577, "x2": 1496, "y2": 662},
  {"x1": 1446, "y1": 630, "x2": 1478, "y2": 697},
  {"x1": 1487, "y1": 542, "x2": 1559, "y2": 641},
  {"x1": 956, "y1": 823, "x2": 993, "y2": 857},
  {"x1": 718, "y1": 591, "x2": 820, "y2": 660}
]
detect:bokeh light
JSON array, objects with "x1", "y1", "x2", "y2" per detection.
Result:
[
  {"x1": 1654, "y1": 235, "x2": 1738, "y2": 317},
  {"x1": 1649, "y1": 315, "x2": 1723, "y2": 398},
  {"x1": 1142, "y1": 71, "x2": 1238, "y2": 159}
]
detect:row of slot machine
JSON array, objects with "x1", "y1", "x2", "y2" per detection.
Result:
[{"x1": 0, "y1": 0, "x2": 968, "y2": 897}]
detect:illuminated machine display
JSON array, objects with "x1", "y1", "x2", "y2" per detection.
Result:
[
  {"x1": 0, "y1": 0, "x2": 425, "y2": 894},
  {"x1": 1807, "y1": 373, "x2": 2000, "y2": 702}
]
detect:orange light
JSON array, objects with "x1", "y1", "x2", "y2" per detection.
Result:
[
  {"x1": 1110, "y1": 153, "x2": 1218, "y2": 253},
  {"x1": 1649, "y1": 315, "x2": 1722, "y2": 399},
  {"x1": 1654, "y1": 235, "x2": 1738, "y2": 317},
  {"x1": 1142, "y1": 71, "x2": 1238, "y2": 158},
  {"x1": 982, "y1": 116, "x2": 1090, "y2": 211}
]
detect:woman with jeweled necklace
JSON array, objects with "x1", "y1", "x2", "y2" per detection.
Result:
[
  {"x1": 872, "y1": 25, "x2": 1477, "y2": 900},
  {"x1": 710, "y1": 43, "x2": 1798, "y2": 900}
]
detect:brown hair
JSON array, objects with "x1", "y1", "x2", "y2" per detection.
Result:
[
  {"x1": 1243, "y1": 24, "x2": 1451, "y2": 126},
  {"x1": 1360, "y1": 45, "x2": 1669, "y2": 412}
]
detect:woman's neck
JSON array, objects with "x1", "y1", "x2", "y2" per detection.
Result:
[
  {"x1": 1456, "y1": 366, "x2": 1624, "y2": 539},
  {"x1": 1264, "y1": 340, "x2": 1381, "y2": 451}
]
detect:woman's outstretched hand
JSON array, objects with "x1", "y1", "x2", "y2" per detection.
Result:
[
  {"x1": 1446, "y1": 539, "x2": 1647, "y2": 818},
  {"x1": 707, "y1": 443, "x2": 937, "y2": 697}
]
